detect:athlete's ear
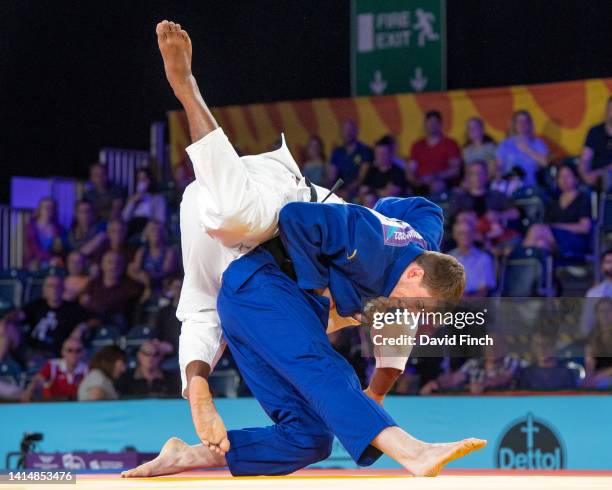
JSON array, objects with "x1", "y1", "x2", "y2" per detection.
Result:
[{"x1": 403, "y1": 262, "x2": 425, "y2": 281}]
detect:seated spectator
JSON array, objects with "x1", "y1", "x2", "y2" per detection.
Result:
[
  {"x1": 24, "y1": 197, "x2": 66, "y2": 271},
  {"x1": 452, "y1": 160, "x2": 518, "y2": 220},
  {"x1": 496, "y1": 110, "x2": 549, "y2": 187},
  {"x1": 420, "y1": 334, "x2": 520, "y2": 395},
  {"x1": 18, "y1": 275, "x2": 91, "y2": 360},
  {"x1": 462, "y1": 117, "x2": 497, "y2": 171},
  {"x1": 78, "y1": 345, "x2": 127, "y2": 401},
  {"x1": 115, "y1": 340, "x2": 178, "y2": 398},
  {"x1": 586, "y1": 249, "x2": 612, "y2": 298},
  {"x1": 63, "y1": 251, "x2": 91, "y2": 302},
  {"x1": 522, "y1": 223, "x2": 555, "y2": 252},
  {"x1": 83, "y1": 163, "x2": 125, "y2": 222},
  {"x1": 524, "y1": 164, "x2": 592, "y2": 257},
  {"x1": 479, "y1": 209, "x2": 522, "y2": 258},
  {"x1": 0, "y1": 318, "x2": 23, "y2": 400},
  {"x1": 449, "y1": 221, "x2": 496, "y2": 297},
  {"x1": 547, "y1": 164, "x2": 592, "y2": 254},
  {"x1": 517, "y1": 333, "x2": 577, "y2": 391},
  {"x1": 21, "y1": 337, "x2": 88, "y2": 402},
  {"x1": 122, "y1": 168, "x2": 167, "y2": 237},
  {"x1": 582, "y1": 298, "x2": 612, "y2": 389},
  {"x1": 463, "y1": 335, "x2": 520, "y2": 394},
  {"x1": 302, "y1": 135, "x2": 330, "y2": 187},
  {"x1": 490, "y1": 161, "x2": 525, "y2": 197},
  {"x1": 408, "y1": 110, "x2": 462, "y2": 192},
  {"x1": 580, "y1": 250, "x2": 612, "y2": 335},
  {"x1": 361, "y1": 135, "x2": 408, "y2": 198},
  {"x1": 330, "y1": 120, "x2": 373, "y2": 199},
  {"x1": 81, "y1": 251, "x2": 144, "y2": 325},
  {"x1": 66, "y1": 200, "x2": 106, "y2": 257},
  {"x1": 97, "y1": 219, "x2": 136, "y2": 266},
  {"x1": 153, "y1": 277, "x2": 183, "y2": 355},
  {"x1": 128, "y1": 220, "x2": 179, "y2": 298},
  {"x1": 579, "y1": 96, "x2": 612, "y2": 190}
]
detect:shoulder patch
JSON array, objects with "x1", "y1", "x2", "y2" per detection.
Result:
[{"x1": 368, "y1": 208, "x2": 428, "y2": 249}]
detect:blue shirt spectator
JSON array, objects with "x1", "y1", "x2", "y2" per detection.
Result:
[
  {"x1": 496, "y1": 110, "x2": 549, "y2": 186},
  {"x1": 449, "y1": 221, "x2": 496, "y2": 296},
  {"x1": 330, "y1": 120, "x2": 373, "y2": 198}
]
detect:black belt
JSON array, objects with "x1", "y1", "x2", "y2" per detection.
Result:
[
  {"x1": 260, "y1": 177, "x2": 317, "y2": 280},
  {"x1": 261, "y1": 177, "x2": 343, "y2": 280},
  {"x1": 304, "y1": 176, "x2": 318, "y2": 203}
]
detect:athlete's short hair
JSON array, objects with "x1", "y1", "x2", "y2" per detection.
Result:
[{"x1": 414, "y1": 251, "x2": 466, "y2": 302}]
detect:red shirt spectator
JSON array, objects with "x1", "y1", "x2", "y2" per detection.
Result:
[
  {"x1": 22, "y1": 338, "x2": 88, "y2": 402},
  {"x1": 410, "y1": 136, "x2": 461, "y2": 178},
  {"x1": 408, "y1": 110, "x2": 462, "y2": 190},
  {"x1": 39, "y1": 357, "x2": 88, "y2": 399}
]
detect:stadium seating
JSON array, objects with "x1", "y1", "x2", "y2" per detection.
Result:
[
  {"x1": 0, "y1": 270, "x2": 24, "y2": 314},
  {"x1": 22, "y1": 268, "x2": 65, "y2": 305},
  {"x1": 0, "y1": 356, "x2": 23, "y2": 387},
  {"x1": 511, "y1": 186, "x2": 546, "y2": 233},
  {"x1": 90, "y1": 325, "x2": 123, "y2": 352},
  {"x1": 122, "y1": 324, "x2": 155, "y2": 355},
  {"x1": 499, "y1": 246, "x2": 554, "y2": 297}
]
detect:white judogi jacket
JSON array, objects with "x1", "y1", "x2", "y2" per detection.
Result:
[{"x1": 176, "y1": 128, "x2": 406, "y2": 397}]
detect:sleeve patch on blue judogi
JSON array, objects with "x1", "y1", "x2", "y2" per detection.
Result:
[{"x1": 369, "y1": 208, "x2": 428, "y2": 249}]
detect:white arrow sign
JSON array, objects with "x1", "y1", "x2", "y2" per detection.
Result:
[
  {"x1": 410, "y1": 67, "x2": 428, "y2": 92},
  {"x1": 370, "y1": 70, "x2": 387, "y2": 95}
]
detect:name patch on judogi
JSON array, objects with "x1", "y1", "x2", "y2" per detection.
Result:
[
  {"x1": 382, "y1": 222, "x2": 427, "y2": 248},
  {"x1": 368, "y1": 208, "x2": 428, "y2": 249}
]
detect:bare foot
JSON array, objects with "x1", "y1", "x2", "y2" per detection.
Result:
[
  {"x1": 408, "y1": 438, "x2": 487, "y2": 477},
  {"x1": 189, "y1": 377, "x2": 231, "y2": 455},
  {"x1": 121, "y1": 437, "x2": 224, "y2": 478},
  {"x1": 156, "y1": 20, "x2": 193, "y2": 96}
]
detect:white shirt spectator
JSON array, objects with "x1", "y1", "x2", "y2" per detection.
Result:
[{"x1": 78, "y1": 368, "x2": 118, "y2": 401}]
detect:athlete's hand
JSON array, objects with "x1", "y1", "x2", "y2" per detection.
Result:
[{"x1": 188, "y1": 377, "x2": 230, "y2": 455}]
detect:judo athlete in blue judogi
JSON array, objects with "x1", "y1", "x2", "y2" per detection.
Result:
[
  {"x1": 123, "y1": 21, "x2": 484, "y2": 480},
  {"x1": 217, "y1": 196, "x2": 481, "y2": 476}
]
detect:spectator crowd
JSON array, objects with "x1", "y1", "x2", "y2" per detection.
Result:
[{"x1": 1, "y1": 98, "x2": 612, "y2": 402}]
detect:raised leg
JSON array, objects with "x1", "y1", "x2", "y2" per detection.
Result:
[{"x1": 156, "y1": 20, "x2": 217, "y2": 142}]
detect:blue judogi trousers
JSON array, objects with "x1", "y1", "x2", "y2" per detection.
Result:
[{"x1": 218, "y1": 247, "x2": 396, "y2": 476}]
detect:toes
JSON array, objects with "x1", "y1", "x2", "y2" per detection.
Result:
[
  {"x1": 156, "y1": 20, "x2": 170, "y2": 35},
  {"x1": 219, "y1": 438, "x2": 230, "y2": 453}
]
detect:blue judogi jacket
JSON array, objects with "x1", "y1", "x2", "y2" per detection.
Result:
[{"x1": 278, "y1": 197, "x2": 444, "y2": 317}]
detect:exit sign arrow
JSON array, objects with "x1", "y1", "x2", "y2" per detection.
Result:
[
  {"x1": 370, "y1": 70, "x2": 388, "y2": 95},
  {"x1": 410, "y1": 67, "x2": 428, "y2": 92}
]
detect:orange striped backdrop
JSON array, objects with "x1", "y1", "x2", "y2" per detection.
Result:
[{"x1": 168, "y1": 78, "x2": 612, "y2": 171}]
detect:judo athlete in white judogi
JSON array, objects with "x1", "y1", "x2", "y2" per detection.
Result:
[{"x1": 122, "y1": 20, "x2": 485, "y2": 479}]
